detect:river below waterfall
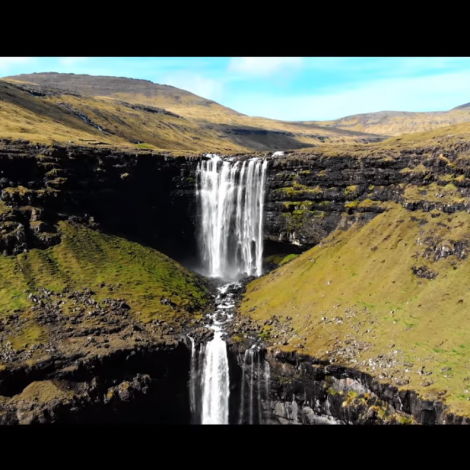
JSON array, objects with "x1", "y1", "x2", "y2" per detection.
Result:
[
  {"x1": 188, "y1": 281, "x2": 273, "y2": 425},
  {"x1": 188, "y1": 282, "x2": 239, "y2": 424}
]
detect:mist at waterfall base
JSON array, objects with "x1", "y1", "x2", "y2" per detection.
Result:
[{"x1": 190, "y1": 154, "x2": 271, "y2": 424}]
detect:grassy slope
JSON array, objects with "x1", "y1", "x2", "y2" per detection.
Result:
[
  {"x1": 242, "y1": 204, "x2": 470, "y2": 417},
  {"x1": 311, "y1": 108, "x2": 470, "y2": 137},
  {"x1": 0, "y1": 80, "x2": 110, "y2": 145},
  {"x1": 0, "y1": 221, "x2": 209, "y2": 349},
  {"x1": 292, "y1": 119, "x2": 470, "y2": 160},
  {"x1": 7, "y1": 73, "x2": 470, "y2": 148},
  {"x1": 3, "y1": 74, "x2": 386, "y2": 150},
  {"x1": 0, "y1": 80, "x2": 252, "y2": 152},
  {"x1": 103, "y1": 92, "x2": 386, "y2": 142}
]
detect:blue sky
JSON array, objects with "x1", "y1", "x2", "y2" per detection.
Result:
[{"x1": 1, "y1": 57, "x2": 470, "y2": 121}]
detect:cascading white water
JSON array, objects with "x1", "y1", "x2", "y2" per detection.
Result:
[
  {"x1": 188, "y1": 336, "x2": 196, "y2": 416},
  {"x1": 238, "y1": 344, "x2": 271, "y2": 424},
  {"x1": 196, "y1": 155, "x2": 268, "y2": 280},
  {"x1": 189, "y1": 282, "x2": 241, "y2": 424},
  {"x1": 201, "y1": 330, "x2": 230, "y2": 424}
]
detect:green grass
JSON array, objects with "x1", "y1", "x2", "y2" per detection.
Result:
[
  {"x1": 282, "y1": 201, "x2": 315, "y2": 211},
  {"x1": 0, "y1": 201, "x2": 10, "y2": 215},
  {"x1": 265, "y1": 253, "x2": 299, "y2": 267},
  {"x1": 344, "y1": 185, "x2": 358, "y2": 195},
  {"x1": 276, "y1": 182, "x2": 323, "y2": 198},
  {"x1": 403, "y1": 182, "x2": 466, "y2": 205},
  {"x1": 0, "y1": 221, "x2": 210, "y2": 329},
  {"x1": 242, "y1": 203, "x2": 470, "y2": 417},
  {"x1": 345, "y1": 200, "x2": 359, "y2": 209}
]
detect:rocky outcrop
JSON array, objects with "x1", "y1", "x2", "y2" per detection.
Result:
[
  {"x1": 262, "y1": 348, "x2": 468, "y2": 425},
  {"x1": 223, "y1": 342, "x2": 469, "y2": 425},
  {"x1": 0, "y1": 281, "x2": 216, "y2": 424}
]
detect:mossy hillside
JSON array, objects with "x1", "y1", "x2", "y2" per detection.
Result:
[
  {"x1": 242, "y1": 203, "x2": 470, "y2": 417},
  {"x1": 265, "y1": 253, "x2": 299, "y2": 268},
  {"x1": 276, "y1": 182, "x2": 324, "y2": 199},
  {"x1": 0, "y1": 221, "x2": 210, "y2": 349},
  {"x1": 0, "y1": 80, "x2": 246, "y2": 153},
  {"x1": 402, "y1": 182, "x2": 466, "y2": 205}
]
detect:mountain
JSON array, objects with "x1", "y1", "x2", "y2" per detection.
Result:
[
  {"x1": 1, "y1": 73, "x2": 386, "y2": 152},
  {"x1": 5, "y1": 72, "x2": 245, "y2": 120}
]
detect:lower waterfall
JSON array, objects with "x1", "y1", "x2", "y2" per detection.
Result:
[
  {"x1": 188, "y1": 283, "x2": 238, "y2": 424},
  {"x1": 189, "y1": 317, "x2": 272, "y2": 425},
  {"x1": 238, "y1": 344, "x2": 271, "y2": 424},
  {"x1": 201, "y1": 330, "x2": 230, "y2": 423}
]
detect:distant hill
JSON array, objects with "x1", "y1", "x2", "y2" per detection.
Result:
[
  {"x1": 1, "y1": 73, "x2": 386, "y2": 152},
  {"x1": 309, "y1": 106, "x2": 470, "y2": 137},
  {"x1": 452, "y1": 102, "x2": 470, "y2": 110}
]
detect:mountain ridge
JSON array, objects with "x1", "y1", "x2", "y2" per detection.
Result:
[
  {"x1": 0, "y1": 73, "x2": 387, "y2": 151},
  {"x1": 7, "y1": 72, "x2": 470, "y2": 141}
]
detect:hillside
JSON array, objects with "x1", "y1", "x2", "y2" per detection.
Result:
[
  {"x1": 2, "y1": 73, "x2": 386, "y2": 151},
  {"x1": 4, "y1": 72, "x2": 244, "y2": 119},
  {"x1": 242, "y1": 204, "x2": 470, "y2": 417},
  {"x1": 0, "y1": 79, "x2": 249, "y2": 151},
  {"x1": 310, "y1": 107, "x2": 470, "y2": 137}
]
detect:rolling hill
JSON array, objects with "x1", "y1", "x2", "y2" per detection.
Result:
[
  {"x1": 1, "y1": 73, "x2": 386, "y2": 152},
  {"x1": 308, "y1": 106, "x2": 470, "y2": 137}
]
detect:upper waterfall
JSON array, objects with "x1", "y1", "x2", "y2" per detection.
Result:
[{"x1": 196, "y1": 155, "x2": 268, "y2": 280}]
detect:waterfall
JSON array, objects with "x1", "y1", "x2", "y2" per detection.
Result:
[
  {"x1": 201, "y1": 330, "x2": 230, "y2": 424},
  {"x1": 238, "y1": 345, "x2": 271, "y2": 424},
  {"x1": 191, "y1": 154, "x2": 269, "y2": 424},
  {"x1": 196, "y1": 155, "x2": 268, "y2": 280},
  {"x1": 189, "y1": 283, "x2": 239, "y2": 424},
  {"x1": 188, "y1": 336, "x2": 205, "y2": 423},
  {"x1": 188, "y1": 336, "x2": 196, "y2": 416},
  {"x1": 189, "y1": 332, "x2": 230, "y2": 424}
]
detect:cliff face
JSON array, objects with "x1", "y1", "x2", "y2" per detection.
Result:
[
  {"x1": 0, "y1": 337, "x2": 192, "y2": 424},
  {"x1": 263, "y1": 349, "x2": 466, "y2": 425},
  {"x1": 3, "y1": 142, "x2": 470, "y2": 263},
  {"x1": 0, "y1": 142, "x2": 199, "y2": 263},
  {"x1": 264, "y1": 147, "x2": 470, "y2": 250},
  {"x1": 223, "y1": 342, "x2": 466, "y2": 425}
]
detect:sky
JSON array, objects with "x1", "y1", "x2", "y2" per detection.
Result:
[{"x1": 1, "y1": 57, "x2": 470, "y2": 121}]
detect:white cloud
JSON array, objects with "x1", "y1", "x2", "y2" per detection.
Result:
[
  {"x1": 58, "y1": 57, "x2": 88, "y2": 66},
  {"x1": 228, "y1": 57, "x2": 303, "y2": 76},
  {"x1": 0, "y1": 57, "x2": 35, "y2": 72},
  {"x1": 164, "y1": 73, "x2": 224, "y2": 101},
  {"x1": 224, "y1": 69, "x2": 470, "y2": 121}
]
